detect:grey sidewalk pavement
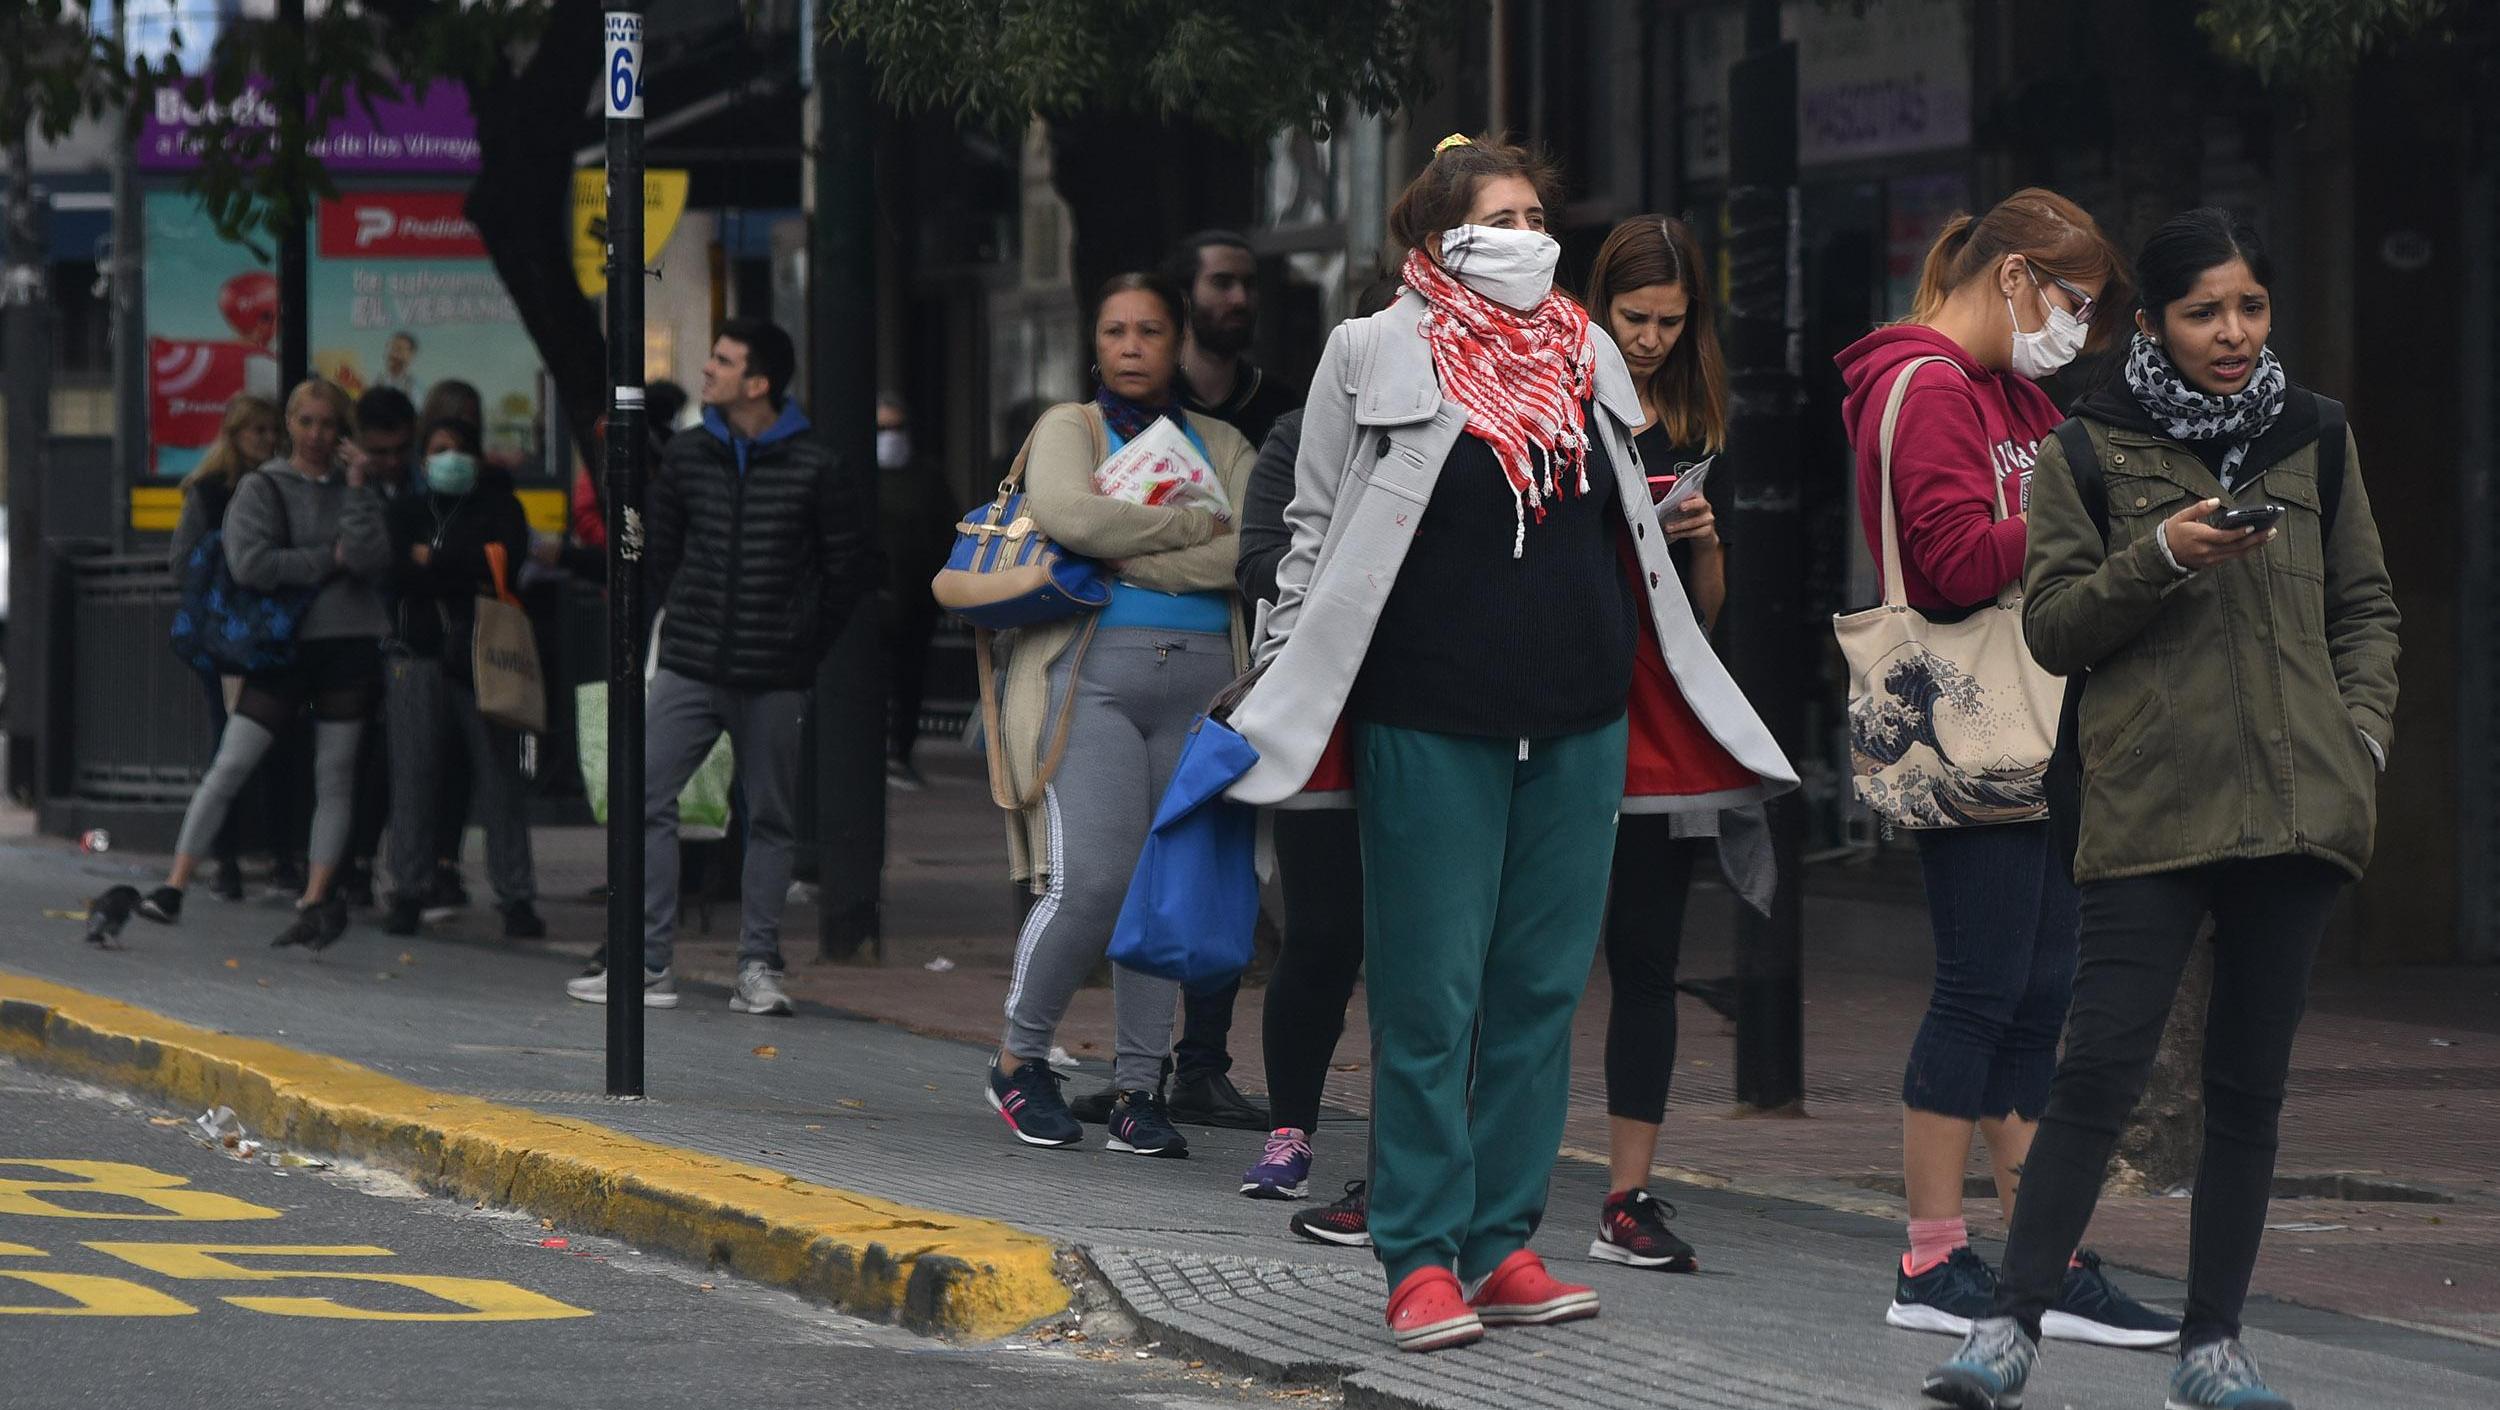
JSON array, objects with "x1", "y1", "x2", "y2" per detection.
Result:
[{"x1": 6, "y1": 832, "x2": 2498, "y2": 1410}]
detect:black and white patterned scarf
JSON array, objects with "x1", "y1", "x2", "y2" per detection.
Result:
[{"x1": 2122, "y1": 331, "x2": 2288, "y2": 488}]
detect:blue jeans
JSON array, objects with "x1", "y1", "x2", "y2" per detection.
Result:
[{"x1": 1902, "y1": 823, "x2": 2078, "y2": 1120}]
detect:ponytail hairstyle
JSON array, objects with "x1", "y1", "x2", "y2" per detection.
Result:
[
  {"x1": 1385, "y1": 132, "x2": 1566, "y2": 255},
  {"x1": 1587, "y1": 215, "x2": 1726, "y2": 451},
  {"x1": 1906, "y1": 187, "x2": 2133, "y2": 352},
  {"x1": 2134, "y1": 206, "x2": 2272, "y2": 322}
]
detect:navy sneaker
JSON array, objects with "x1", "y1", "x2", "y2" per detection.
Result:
[
  {"x1": 1240, "y1": 1128, "x2": 1312, "y2": 1199},
  {"x1": 2167, "y1": 1338, "x2": 2293, "y2": 1410},
  {"x1": 2044, "y1": 1249, "x2": 2180, "y2": 1348},
  {"x1": 1291, "y1": 1181, "x2": 1372, "y2": 1247},
  {"x1": 1889, "y1": 1246, "x2": 2000, "y2": 1337},
  {"x1": 987, "y1": 1056, "x2": 1083, "y2": 1148},
  {"x1": 1923, "y1": 1315, "x2": 2037, "y2": 1409},
  {"x1": 1590, "y1": 1188, "x2": 1698, "y2": 1271},
  {"x1": 1105, "y1": 1090, "x2": 1189, "y2": 1158}
]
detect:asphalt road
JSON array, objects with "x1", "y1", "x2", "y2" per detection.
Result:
[{"x1": 0, "y1": 1061, "x2": 1285, "y2": 1410}]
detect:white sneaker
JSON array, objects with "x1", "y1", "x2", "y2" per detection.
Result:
[
  {"x1": 565, "y1": 965, "x2": 680, "y2": 1008},
  {"x1": 729, "y1": 961, "x2": 794, "y2": 1016}
]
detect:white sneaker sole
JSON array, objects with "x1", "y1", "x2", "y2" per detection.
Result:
[
  {"x1": 1889, "y1": 1301, "x2": 1977, "y2": 1337},
  {"x1": 1105, "y1": 1136, "x2": 1188, "y2": 1158},
  {"x1": 985, "y1": 1088, "x2": 1083, "y2": 1148},
  {"x1": 1292, "y1": 1221, "x2": 1372, "y2": 1248},
  {"x1": 2042, "y1": 1309, "x2": 2180, "y2": 1348},
  {"x1": 728, "y1": 996, "x2": 794, "y2": 1015},
  {"x1": 1587, "y1": 1236, "x2": 1696, "y2": 1270},
  {"x1": 565, "y1": 985, "x2": 680, "y2": 1008},
  {"x1": 1240, "y1": 1179, "x2": 1309, "y2": 1200}
]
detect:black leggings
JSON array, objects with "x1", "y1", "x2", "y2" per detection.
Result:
[
  {"x1": 1259, "y1": 808, "x2": 1367, "y2": 1135},
  {"x1": 1603, "y1": 815, "x2": 1707, "y2": 1124},
  {"x1": 1993, "y1": 855, "x2": 2340, "y2": 1349}
]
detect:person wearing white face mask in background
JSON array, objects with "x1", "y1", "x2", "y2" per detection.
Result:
[
  {"x1": 875, "y1": 392, "x2": 955, "y2": 791},
  {"x1": 1223, "y1": 134, "x2": 1794, "y2": 1354},
  {"x1": 1835, "y1": 189, "x2": 2176, "y2": 1351},
  {"x1": 377, "y1": 416, "x2": 542, "y2": 940}
]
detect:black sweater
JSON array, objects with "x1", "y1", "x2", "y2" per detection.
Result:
[
  {"x1": 1348, "y1": 419, "x2": 1639, "y2": 739},
  {"x1": 385, "y1": 470, "x2": 533, "y2": 682}
]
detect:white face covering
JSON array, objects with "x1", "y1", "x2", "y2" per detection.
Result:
[
  {"x1": 875, "y1": 429, "x2": 911, "y2": 470},
  {"x1": 2007, "y1": 262, "x2": 2088, "y2": 379},
  {"x1": 1437, "y1": 224, "x2": 1562, "y2": 309}
]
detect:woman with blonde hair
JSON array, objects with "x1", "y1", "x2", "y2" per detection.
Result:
[
  {"x1": 142, "y1": 379, "x2": 392, "y2": 951},
  {"x1": 169, "y1": 395, "x2": 282, "y2": 900}
]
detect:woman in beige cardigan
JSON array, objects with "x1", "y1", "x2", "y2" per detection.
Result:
[{"x1": 985, "y1": 271, "x2": 1256, "y2": 1160}]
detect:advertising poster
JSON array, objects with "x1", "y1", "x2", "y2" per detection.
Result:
[
  {"x1": 145, "y1": 190, "x2": 544, "y2": 477},
  {"x1": 310, "y1": 190, "x2": 542, "y2": 458},
  {"x1": 143, "y1": 191, "x2": 281, "y2": 480}
]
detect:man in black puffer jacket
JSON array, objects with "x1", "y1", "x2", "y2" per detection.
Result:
[{"x1": 566, "y1": 318, "x2": 875, "y2": 1017}]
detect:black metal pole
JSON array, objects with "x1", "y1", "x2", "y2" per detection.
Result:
[
  {"x1": 602, "y1": 1, "x2": 647, "y2": 1097},
  {"x1": 1723, "y1": 0, "x2": 1807, "y2": 1112},
  {"x1": 809, "y1": 42, "x2": 885, "y2": 963},
  {"x1": 276, "y1": 0, "x2": 308, "y2": 394},
  {"x1": 3, "y1": 143, "x2": 49, "y2": 802}
]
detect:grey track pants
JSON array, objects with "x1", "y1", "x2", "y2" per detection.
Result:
[
  {"x1": 383, "y1": 654, "x2": 536, "y2": 906},
  {"x1": 1003, "y1": 628, "x2": 1231, "y2": 1092},
  {"x1": 644, "y1": 667, "x2": 808, "y2": 972}
]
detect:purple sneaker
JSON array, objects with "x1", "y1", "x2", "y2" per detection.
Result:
[{"x1": 1240, "y1": 1127, "x2": 1312, "y2": 1200}]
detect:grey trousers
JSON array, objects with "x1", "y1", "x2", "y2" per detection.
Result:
[
  {"x1": 383, "y1": 654, "x2": 536, "y2": 906},
  {"x1": 644, "y1": 667, "x2": 808, "y2": 972},
  {"x1": 1002, "y1": 628, "x2": 1230, "y2": 1092}
]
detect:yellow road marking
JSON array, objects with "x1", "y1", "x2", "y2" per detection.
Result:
[
  {"x1": 90, "y1": 1242, "x2": 591, "y2": 1323},
  {"x1": 0, "y1": 1159, "x2": 282, "y2": 1221},
  {"x1": 0, "y1": 1242, "x2": 196, "y2": 1316}
]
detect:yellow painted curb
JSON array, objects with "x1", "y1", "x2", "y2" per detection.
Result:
[{"x1": 0, "y1": 972, "x2": 1067, "y2": 1338}]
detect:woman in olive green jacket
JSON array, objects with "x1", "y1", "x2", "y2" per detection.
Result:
[{"x1": 1923, "y1": 209, "x2": 2398, "y2": 1410}]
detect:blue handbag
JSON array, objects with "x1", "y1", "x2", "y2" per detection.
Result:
[
  {"x1": 1108, "y1": 714, "x2": 1262, "y2": 993},
  {"x1": 930, "y1": 407, "x2": 1111, "y2": 631},
  {"x1": 168, "y1": 525, "x2": 318, "y2": 676}
]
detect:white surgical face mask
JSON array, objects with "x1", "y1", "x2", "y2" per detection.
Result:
[
  {"x1": 2008, "y1": 265, "x2": 2088, "y2": 379},
  {"x1": 875, "y1": 429, "x2": 911, "y2": 470},
  {"x1": 1437, "y1": 224, "x2": 1561, "y2": 309}
]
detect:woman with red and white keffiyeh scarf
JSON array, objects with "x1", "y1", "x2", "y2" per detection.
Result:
[{"x1": 1221, "y1": 135, "x2": 1795, "y2": 1355}]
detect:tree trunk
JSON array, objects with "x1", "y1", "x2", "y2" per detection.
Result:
[
  {"x1": 2088, "y1": 0, "x2": 2216, "y2": 1193},
  {"x1": 463, "y1": 0, "x2": 607, "y2": 468}
]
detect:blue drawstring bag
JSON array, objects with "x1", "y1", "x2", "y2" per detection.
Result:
[{"x1": 1109, "y1": 715, "x2": 1261, "y2": 993}]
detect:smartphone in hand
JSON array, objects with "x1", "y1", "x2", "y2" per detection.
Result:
[{"x1": 2207, "y1": 502, "x2": 2287, "y2": 533}]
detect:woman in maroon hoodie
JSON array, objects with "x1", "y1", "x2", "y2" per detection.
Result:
[{"x1": 1834, "y1": 189, "x2": 2171, "y2": 1349}]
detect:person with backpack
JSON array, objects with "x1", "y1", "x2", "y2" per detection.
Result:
[
  {"x1": 144, "y1": 378, "x2": 393, "y2": 950},
  {"x1": 379, "y1": 417, "x2": 543, "y2": 941},
  {"x1": 1923, "y1": 208, "x2": 2399, "y2": 1410},
  {"x1": 169, "y1": 394, "x2": 282, "y2": 903},
  {"x1": 1835, "y1": 189, "x2": 2175, "y2": 1351}
]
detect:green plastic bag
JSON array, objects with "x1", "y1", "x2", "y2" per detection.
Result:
[{"x1": 576, "y1": 681, "x2": 736, "y2": 841}]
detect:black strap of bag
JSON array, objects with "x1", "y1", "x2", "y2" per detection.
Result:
[{"x1": 2044, "y1": 394, "x2": 2346, "y2": 878}]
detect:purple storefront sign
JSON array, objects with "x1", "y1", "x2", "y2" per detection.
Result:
[{"x1": 140, "y1": 78, "x2": 481, "y2": 175}]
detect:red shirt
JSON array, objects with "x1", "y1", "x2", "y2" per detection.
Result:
[{"x1": 1835, "y1": 325, "x2": 2060, "y2": 611}]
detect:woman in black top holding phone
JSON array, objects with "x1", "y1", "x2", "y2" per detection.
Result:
[{"x1": 1580, "y1": 214, "x2": 1727, "y2": 1273}]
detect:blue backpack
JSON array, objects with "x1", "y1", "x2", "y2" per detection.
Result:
[{"x1": 168, "y1": 523, "x2": 318, "y2": 676}]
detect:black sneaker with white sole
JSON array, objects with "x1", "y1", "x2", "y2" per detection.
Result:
[
  {"x1": 2042, "y1": 1249, "x2": 2179, "y2": 1348},
  {"x1": 1291, "y1": 1181, "x2": 1372, "y2": 1248},
  {"x1": 137, "y1": 886, "x2": 184, "y2": 925},
  {"x1": 1105, "y1": 1091, "x2": 1189, "y2": 1158},
  {"x1": 1889, "y1": 1246, "x2": 2000, "y2": 1337},
  {"x1": 986, "y1": 1056, "x2": 1083, "y2": 1148}
]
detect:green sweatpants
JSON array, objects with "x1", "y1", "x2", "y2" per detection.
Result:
[{"x1": 1356, "y1": 717, "x2": 1629, "y2": 1288}]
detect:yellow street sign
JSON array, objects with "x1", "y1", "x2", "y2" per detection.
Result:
[{"x1": 573, "y1": 168, "x2": 690, "y2": 298}]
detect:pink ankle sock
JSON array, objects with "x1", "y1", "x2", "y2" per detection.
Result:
[{"x1": 1905, "y1": 1217, "x2": 1970, "y2": 1275}]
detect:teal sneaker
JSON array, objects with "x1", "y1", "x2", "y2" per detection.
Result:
[
  {"x1": 2167, "y1": 1338, "x2": 2293, "y2": 1410},
  {"x1": 1923, "y1": 1315, "x2": 2038, "y2": 1410}
]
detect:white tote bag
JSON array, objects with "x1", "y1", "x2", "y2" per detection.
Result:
[{"x1": 1833, "y1": 356, "x2": 2061, "y2": 829}]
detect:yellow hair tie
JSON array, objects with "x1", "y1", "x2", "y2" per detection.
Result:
[{"x1": 1434, "y1": 133, "x2": 1473, "y2": 155}]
